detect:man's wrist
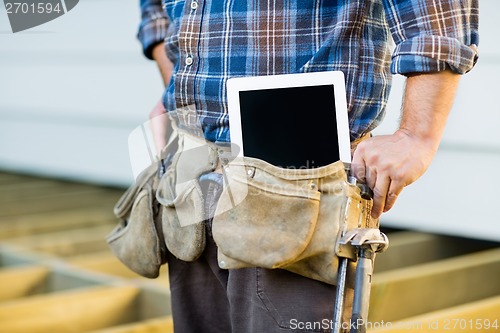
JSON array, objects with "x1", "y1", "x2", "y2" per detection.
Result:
[{"x1": 393, "y1": 128, "x2": 440, "y2": 154}]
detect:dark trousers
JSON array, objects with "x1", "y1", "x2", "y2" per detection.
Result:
[{"x1": 165, "y1": 175, "x2": 344, "y2": 333}]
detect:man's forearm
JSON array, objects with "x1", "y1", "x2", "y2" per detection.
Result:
[
  {"x1": 152, "y1": 43, "x2": 174, "y2": 87},
  {"x1": 399, "y1": 70, "x2": 461, "y2": 151},
  {"x1": 150, "y1": 43, "x2": 174, "y2": 155},
  {"x1": 352, "y1": 70, "x2": 461, "y2": 218}
]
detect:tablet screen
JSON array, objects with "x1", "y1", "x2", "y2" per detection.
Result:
[{"x1": 238, "y1": 84, "x2": 340, "y2": 168}]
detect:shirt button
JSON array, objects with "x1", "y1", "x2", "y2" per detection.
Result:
[
  {"x1": 185, "y1": 56, "x2": 193, "y2": 66},
  {"x1": 190, "y1": 1, "x2": 198, "y2": 10}
]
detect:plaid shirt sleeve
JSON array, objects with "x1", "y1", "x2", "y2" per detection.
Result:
[
  {"x1": 137, "y1": 0, "x2": 169, "y2": 60},
  {"x1": 383, "y1": 0, "x2": 479, "y2": 75}
]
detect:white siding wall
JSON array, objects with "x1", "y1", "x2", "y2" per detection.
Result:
[
  {"x1": 1, "y1": 1, "x2": 499, "y2": 240},
  {"x1": 0, "y1": 0, "x2": 163, "y2": 185}
]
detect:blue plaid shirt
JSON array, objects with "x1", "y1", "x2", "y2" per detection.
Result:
[{"x1": 138, "y1": 0, "x2": 478, "y2": 143}]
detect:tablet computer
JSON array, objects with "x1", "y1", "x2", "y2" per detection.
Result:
[{"x1": 227, "y1": 71, "x2": 351, "y2": 168}]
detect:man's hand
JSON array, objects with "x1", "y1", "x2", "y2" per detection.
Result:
[
  {"x1": 352, "y1": 130, "x2": 437, "y2": 219},
  {"x1": 352, "y1": 70, "x2": 461, "y2": 219}
]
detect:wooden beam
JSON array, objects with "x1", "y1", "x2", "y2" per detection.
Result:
[
  {"x1": 67, "y1": 252, "x2": 170, "y2": 288},
  {"x1": 0, "y1": 173, "x2": 39, "y2": 186},
  {"x1": 369, "y1": 295, "x2": 500, "y2": 333},
  {"x1": 88, "y1": 317, "x2": 173, "y2": 333},
  {"x1": 68, "y1": 252, "x2": 145, "y2": 278},
  {"x1": 135, "y1": 286, "x2": 171, "y2": 320},
  {"x1": 0, "y1": 187, "x2": 120, "y2": 217},
  {"x1": 0, "y1": 207, "x2": 116, "y2": 240},
  {"x1": 0, "y1": 246, "x2": 36, "y2": 267},
  {"x1": 2, "y1": 225, "x2": 113, "y2": 257},
  {"x1": 0, "y1": 266, "x2": 49, "y2": 301},
  {"x1": 370, "y1": 248, "x2": 500, "y2": 322},
  {"x1": 375, "y1": 232, "x2": 497, "y2": 272},
  {"x1": 0, "y1": 179, "x2": 111, "y2": 203},
  {"x1": 0, "y1": 286, "x2": 140, "y2": 333}
]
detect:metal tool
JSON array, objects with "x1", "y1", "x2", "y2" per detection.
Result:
[
  {"x1": 332, "y1": 167, "x2": 388, "y2": 333},
  {"x1": 333, "y1": 228, "x2": 388, "y2": 333}
]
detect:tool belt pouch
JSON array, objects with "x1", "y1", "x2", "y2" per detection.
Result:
[
  {"x1": 156, "y1": 129, "x2": 218, "y2": 262},
  {"x1": 107, "y1": 158, "x2": 168, "y2": 279},
  {"x1": 212, "y1": 156, "x2": 376, "y2": 285}
]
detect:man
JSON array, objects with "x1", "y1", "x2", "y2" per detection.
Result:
[{"x1": 137, "y1": 1, "x2": 478, "y2": 332}]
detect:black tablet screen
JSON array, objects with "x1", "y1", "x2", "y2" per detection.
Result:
[{"x1": 238, "y1": 84, "x2": 340, "y2": 168}]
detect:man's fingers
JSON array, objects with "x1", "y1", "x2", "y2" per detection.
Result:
[
  {"x1": 352, "y1": 143, "x2": 385, "y2": 218},
  {"x1": 383, "y1": 179, "x2": 405, "y2": 213},
  {"x1": 351, "y1": 143, "x2": 367, "y2": 182},
  {"x1": 351, "y1": 138, "x2": 409, "y2": 218},
  {"x1": 368, "y1": 169, "x2": 389, "y2": 219},
  {"x1": 370, "y1": 171, "x2": 407, "y2": 218}
]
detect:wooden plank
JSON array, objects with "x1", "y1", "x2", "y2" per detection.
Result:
[
  {"x1": 0, "y1": 173, "x2": 39, "y2": 186},
  {"x1": 370, "y1": 248, "x2": 500, "y2": 322},
  {"x1": 0, "y1": 247, "x2": 35, "y2": 267},
  {"x1": 0, "y1": 265, "x2": 103, "y2": 300},
  {"x1": 68, "y1": 252, "x2": 145, "y2": 278},
  {"x1": 0, "y1": 286, "x2": 140, "y2": 333},
  {"x1": 0, "y1": 179, "x2": 115, "y2": 203},
  {"x1": 68, "y1": 252, "x2": 170, "y2": 288},
  {"x1": 3, "y1": 224, "x2": 112, "y2": 246},
  {"x1": 135, "y1": 286, "x2": 171, "y2": 320},
  {"x1": 375, "y1": 232, "x2": 446, "y2": 272},
  {"x1": 89, "y1": 317, "x2": 173, "y2": 333},
  {"x1": 0, "y1": 266, "x2": 49, "y2": 301},
  {"x1": 375, "y1": 232, "x2": 497, "y2": 272},
  {"x1": 369, "y1": 295, "x2": 500, "y2": 333},
  {"x1": 0, "y1": 187, "x2": 121, "y2": 217},
  {"x1": 0, "y1": 206, "x2": 116, "y2": 240},
  {"x1": 3, "y1": 225, "x2": 113, "y2": 257}
]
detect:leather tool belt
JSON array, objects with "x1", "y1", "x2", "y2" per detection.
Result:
[{"x1": 108, "y1": 113, "x2": 376, "y2": 285}]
